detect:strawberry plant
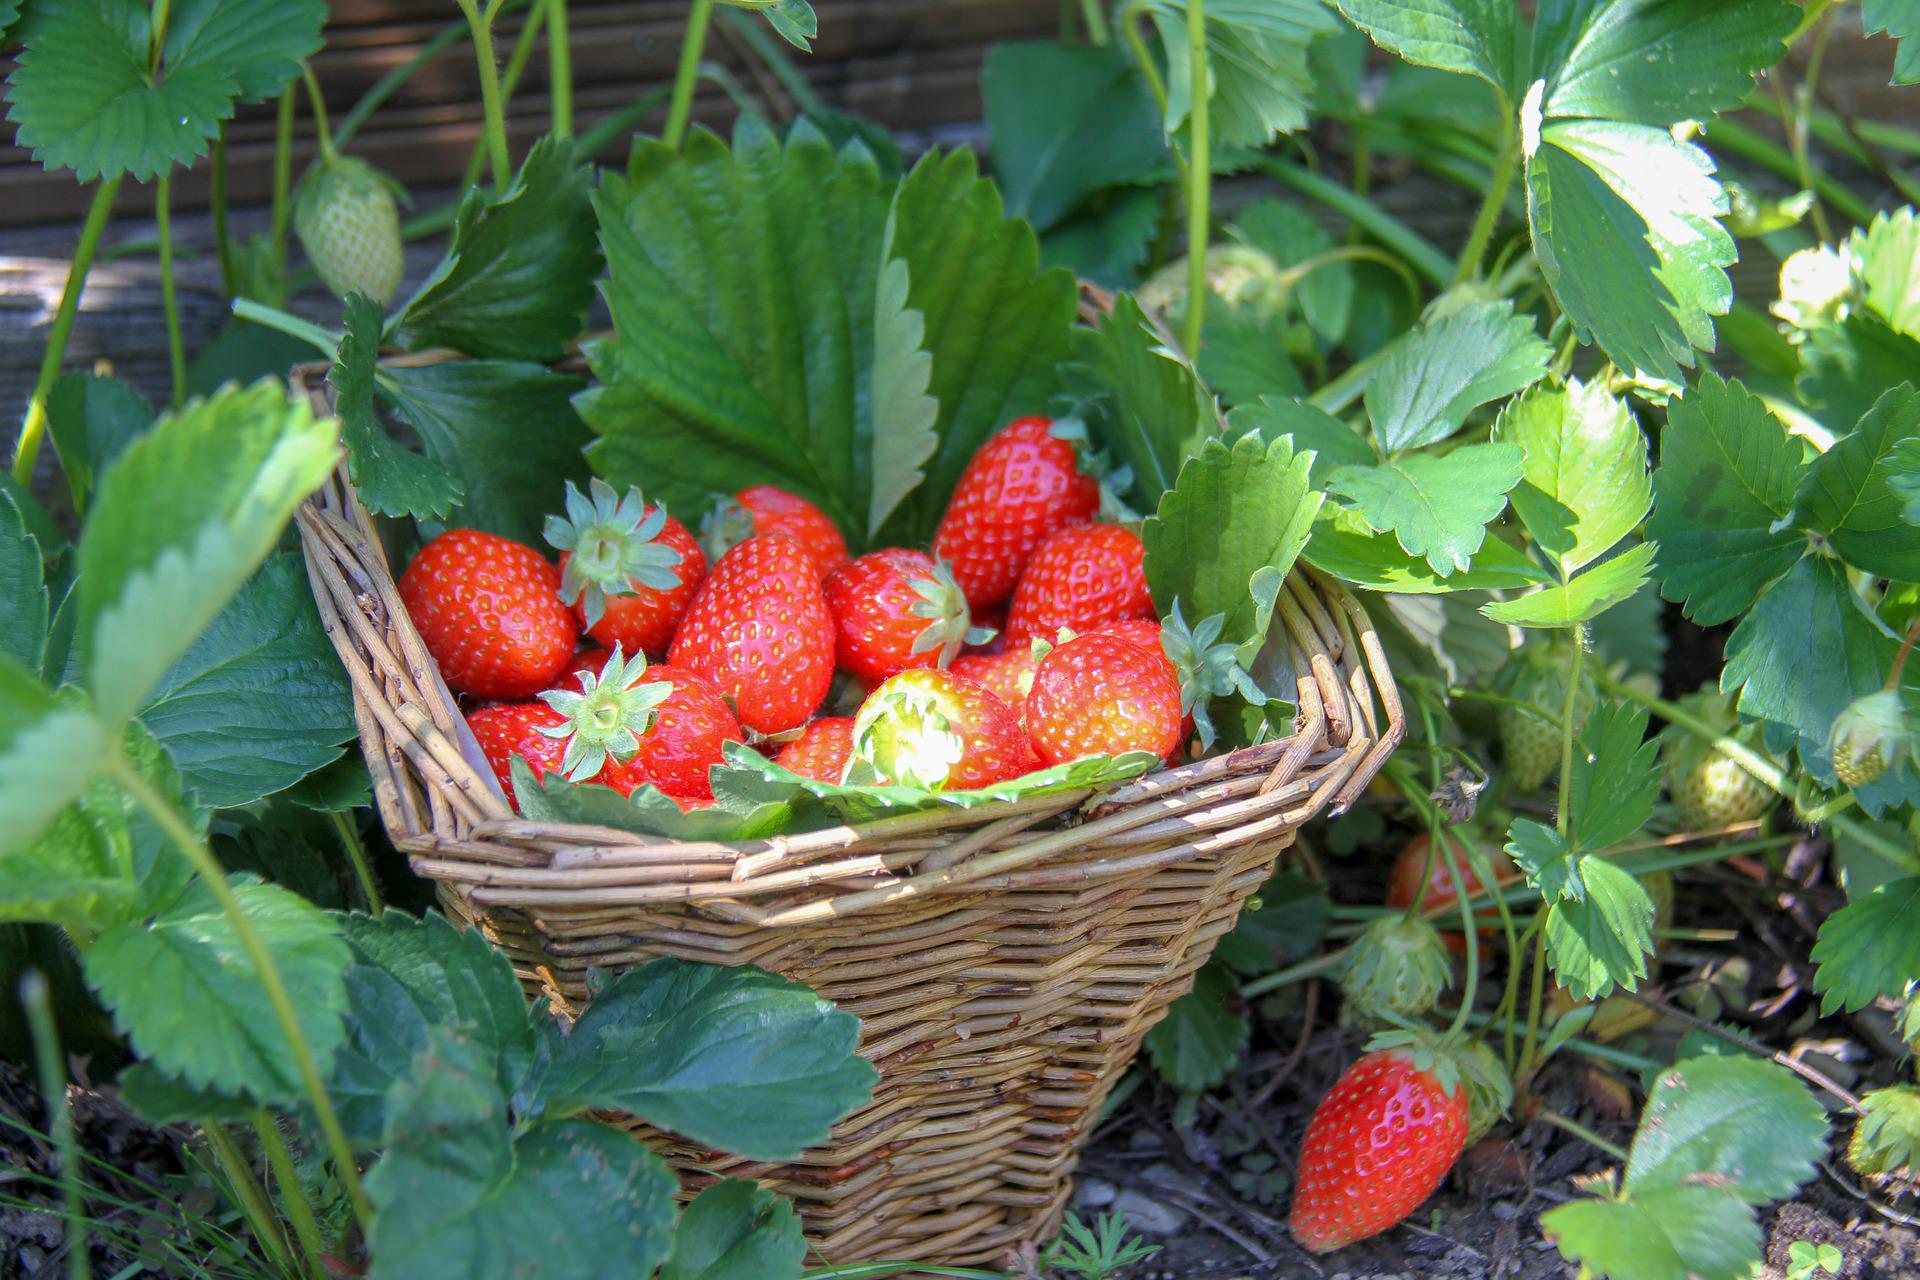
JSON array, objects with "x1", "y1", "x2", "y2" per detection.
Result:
[{"x1": 4, "y1": 0, "x2": 1920, "y2": 1277}]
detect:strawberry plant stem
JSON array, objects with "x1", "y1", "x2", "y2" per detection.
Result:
[
  {"x1": 329, "y1": 811, "x2": 384, "y2": 913},
  {"x1": 271, "y1": 90, "x2": 295, "y2": 296},
  {"x1": 10, "y1": 176, "x2": 123, "y2": 496},
  {"x1": 205, "y1": 1124, "x2": 296, "y2": 1275},
  {"x1": 1180, "y1": 0, "x2": 1210, "y2": 359},
  {"x1": 1885, "y1": 612, "x2": 1920, "y2": 691},
  {"x1": 1534, "y1": 1108, "x2": 1629, "y2": 1162},
  {"x1": 229, "y1": 299, "x2": 341, "y2": 357},
  {"x1": 456, "y1": 0, "x2": 515, "y2": 192},
  {"x1": 801, "y1": 1264, "x2": 1012, "y2": 1279},
  {"x1": 21, "y1": 972, "x2": 90, "y2": 1280},
  {"x1": 211, "y1": 128, "x2": 236, "y2": 298},
  {"x1": 109, "y1": 753, "x2": 374, "y2": 1234},
  {"x1": 147, "y1": 0, "x2": 173, "y2": 73},
  {"x1": 155, "y1": 174, "x2": 185, "y2": 410},
  {"x1": 664, "y1": 0, "x2": 718, "y2": 151},
  {"x1": 299, "y1": 65, "x2": 337, "y2": 166},
  {"x1": 455, "y1": 0, "x2": 549, "y2": 196},
  {"x1": 1437, "y1": 830, "x2": 1480, "y2": 1037},
  {"x1": 254, "y1": 1112, "x2": 329, "y2": 1279},
  {"x1": 1449, "y1": 119, "x2": 1518, "y2": 287},
  {"x1": 1078, "y1": 0, "x2": 1109, "y2": 46},
  {"x1": 334, "y1": 20, "x2": 470, "y2": 151},
  {"x1": 1258, "y1": 157, "x2": 1453, "y2": 287},
  {"x1": 548, "y1": 0, "x2": 573, "y2": 135},
  {"x1": 1517, "y1": 926, "x2": 1549, "y2": 1081},
  {"x1": 722, "y1": 8, "x2": 827, "y2": 117},
  {"x1": 1554, "y1": 634, "x2": 1585, "y2": 840},
  {"x1": 1710, "y1": 114, "x2": 1874, "y2": 227},
  {"x1": 1774, "y1": 6, "x2": 1838, "y2": 244}
]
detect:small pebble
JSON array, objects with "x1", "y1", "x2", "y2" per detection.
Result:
[
  {"x1": 1072, "y1": 1176, "x2": 1117, "y2": 1210},
  {"x1": 1111, "y1": 1188, "x2": 1186, "y2": 1235}
]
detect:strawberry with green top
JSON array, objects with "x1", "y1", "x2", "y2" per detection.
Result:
[
  {"x1": 399, "y1": 528, "x2": 578, "y2": 700},
  {"x1": 1495, "y1": 642, "x2": 1595, "y2": 792},
  {"x1": 851, "y1": 669, "x2": 1035, "y2": 790},
  {"x1": 1004, "y1": 523, "x2": 1153, "y2": 645},
  {"x1": 823, "y1": 549, "x2": 994, "y2": 688},
  {"x1": 1290, "y1": 1036, "x2": 1471, "y2": 1253},
  {"x1": 468, "y1": 702, "x2": 644, "y2": 804},
  {"x1": 618, "y1": 662, "x2": 743, "y2": 808},
  {"x1": 1338, "y1": 914, "x2": 1452, "y2": 1025},
  {"x1": 1025, "y1": 630, "x2": 1185, "y2": 765},
  {"x1": 773, "y1": 716, "x2": 855, "y2": 784},
  {"x1": 703, "y1": 484, "x2": 848, "y2": 578},
  {"x1": 1662, "y1": 685, "x2": 1775, "y2": 830},
  {"x1": 669, "y1": 533, "x2": 835, "y2": 734},
  {"x1": 294, "y1": 152, "x2": 405, "y2": 307},
  {"x1": 933, "y1": 416, "x2": 1100, "y2": 607},
  {"x1": 546, "y1": 479, "x2": 705, "y2": 656},
  {"x1": 950, "y1": 648, "x2": 1039, "y2": 714},
  {"x1": 1829, "y1": 688, "x2": 1909, "y2": 788}
]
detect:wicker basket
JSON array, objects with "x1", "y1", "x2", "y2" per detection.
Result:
[{"x1": 291, "y1": 352, "x2": 1404, "y2": 1268}]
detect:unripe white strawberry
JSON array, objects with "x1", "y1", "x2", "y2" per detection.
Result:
[
  {"x1": 1830, "y1": 688, "x2": 1909, "y2": 789},
  {"x1": 294, "y1": 154, "x2": 403, "y2": 306}
]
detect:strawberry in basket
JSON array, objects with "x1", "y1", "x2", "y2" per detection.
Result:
[
  {"x1": 933, "y1": 415, "x2": 1100, "y2": 608},
  {"x1": 823, "y1": 549, "x2": 992, "y2": 688},
  {"x1": 545, "y1": 478, "x2": 705, "y2": 657},
  {"x1": 703, "y1": 483, "x2": 849, "y2": 578},
  {"x1": 399, "y1": 528, "x2": 578, "y2": 700}
]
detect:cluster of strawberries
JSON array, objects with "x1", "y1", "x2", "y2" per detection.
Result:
[{"x1": 397, "y1": 417, "x2": 1192, "y2": 811}]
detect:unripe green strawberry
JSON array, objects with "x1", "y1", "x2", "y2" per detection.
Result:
[
  {"x1": 294, "y1": 154, "x2": 404, "y2": 306},
  {"x1": 1662, "y1": 686, "x2": 1774, "y2": 830},
  {"x1": 1339, "y1": 915, "x2": 1452, "y2": 1026},
  {"x1": 1830, "y1": 688, "x2": 1909, "y2": 788},
  {"x1": 1846, "y1": 1084, "x2": 1920, "y2": 1186},
  {"x1": 1496, "y1": 644, "x2": 1594, "y2": 792}
]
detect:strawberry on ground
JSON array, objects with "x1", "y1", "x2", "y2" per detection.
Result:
[
  {"x1": 773, "y1": 716, "x2": 856, "y2": 784},
  {"x1": 1026, "y1": 631, "x2": 1185, "y2": 765},
  {"x1": 950, "y1": 648, "x2": 1039, "y2": 715},
  {"x1": 933, "y1": 416, "x2": 1100, "y2": 608},
  {"x1": 1004, "y1": 523, "x2": 1153, "y2": 645},
  {"x1": 467, "y1": 702, "x2": 642, "y2": 804},
  {"x1": 399, "y1": 529, "x2": 578, "y2": 700},
  {"x1": 1290, "y1": 1044, "x2": 1469, "y2": 1253},
  {"x1": 851, "y1": 669, "x2": 1035, "y2": 790},
  {"x1": 822, "y1": 550, "x2": 991, "y2": 687},
  {"x1": 669, "y1": 533, "x2": 835, "y2": 735},
  {"x1": 546, "y1": 479, "x2": 705, "y2": 656},
  {"x1": 704, "y1": 484, "x2": 849, "y2": 578}
]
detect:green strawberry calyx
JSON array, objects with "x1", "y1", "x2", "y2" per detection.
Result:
[
  {"x1": 1161, "y1": 600, "x2": 1267, "y2": 751},
  {"x1": 535, "y1": 645, "x2": 672, "y2": 782},
  {"x1": 907, "y1": 559, "x2": 995, "y2": 668},
  {"x1": 698, "y1": 495, "x2": 756, "y2": 566},
  {"x1": 1360, "y1": 1027, "x2": 1493, "y2": 1101},
  {"x1": 545, "y1": 478, "x2": 685, "y2": 629},
  {"x1": 851, "y1": 679, "x2": 966, "y2": 790},
  {"x1": 1829, "y1": 688, "x2": 1909, "y2": 788}
]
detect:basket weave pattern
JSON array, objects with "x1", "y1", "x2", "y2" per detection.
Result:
[{"x1": 293, "y1": 367, "x2": 1404, "y2": 1267}]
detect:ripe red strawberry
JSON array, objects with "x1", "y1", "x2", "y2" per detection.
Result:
[
  {"x1": 547, "y1": 479, "x2": 705, "y2": 656},
  {"x1": 467, "y1": 703, "x2": 642, "y2": 804},
  {"x1": 1026, "y1": 631, "x2": 1185, "y2": 765},
  {"x1": 704, "y1": 485, "x2": 849, "y2": 579},
  {"x1": 773, "y1": 716, "x2": 855, "y2": 784},
  {"x1": 823, "y1": 550, "x2": 991, "y2": 687},
  {"x1": 933, "y1": 416, "x2": 1100, "y2": 607},
  {"x1": 399, "y1": 529, "x2": 578, "y2": 700},
  {"x1": 620, "y1": 663, "x2": 742, "y2": 808},
  {"x1": 950, "y1": 648, "x2": 1039, "y2": 713},
  {"x1": 851, "y1": 669, "x2": 1036, "y2": 790},
  {"x1": 1290, "y1": 1047, "x2": 1469, "y2": 1253},
  {"x1": 1385, "y1": 832, "x2": 1520, "y2": 956},
  {"x1": 669, "y1": 534, "x2": 835, "y2": 734},
  {"x1": 1004, "y1": 523, "x2": 1153, "y2": 645},
  {"x1": 550, "y1": 647, "x2": 614, "y2": 691}
]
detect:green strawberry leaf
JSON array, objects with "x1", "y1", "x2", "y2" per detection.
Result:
[
  {"x1": 661, "y1": 1180, "x2": 806, "y2": 1280},
  {"x1": 1892, "y1": 437, "x2": 1920, "y2": 526},
  {"x1": 1145, "y1": 961, "x2": 1248, "y2": 1092},
  {"x1": 1544, "y1": 856, "x2": 1654, "y2": 1001},
  {"x1": 1506, "y1": 818, "x2": 1578, "y2": 901},
  {"x1": 77, "y1": 378, "x2": 340, "y2": 726},
  {"x1": 118, "y1": 1063, "x2": 257, "y2": 1126},
  {"x1": 391, "y1": 135, "x2": 600, "y2": 362},
  {"x1": 1568, "y1": 700, "x2": 1662, "y2": 853},
  {"x1": 1041, "y1": 189, "x2": 1163, "y2": 287},
  {"x1": 2, "y1": 717, "x2": 196, "y2": 931},
  {"x1": 759, "y1": 0, "x2": 818, "y2": 51},
  {"x1": 1076, "y1": 293, "x2": 1218, "y2": 509},
  {"x1": 1481, "y1": 543, "x2": 1655, "y2": 630},
  {"x1": 1543, "y1": 1183, "x2": 1762, "y2": 1280},
  {"x1": 1334, "y1": 0, "x2": 1519, "y2": 100},
  {"x1": 511, "y1": 761, "x2": 797, "y2": 842},
  {"x1": 83, "y1": 874, "x2": 350, "y2": 1106},
  {"x1": 324, "y1": 910, "x2": 537, "y2": 1147},
  {"x1": 866, "y1": 232, "x2": 940, "y2": 541},
  {"x1": 1646, "y1": 375, "x2": 1806, "y2": 626},
  {"x1": 44, "y1": 372, "x2": 154, "y2": 514},
  {"x1": 1365, "y1": 300, "x2": 1551, "y2": 453},
  {"x1": 1722, "y1": 555, "x2": 1901, "y2": 785},
  {"x1": 1495, "y1": 379, "x2": 1649, "y2": 573},
  {"x1": 1214, "y1": 871, "x2": 1329, "y2": 975},
  {"x1": 1627, "y1": 1054, "x2": 1828, "y2": 1203},
  {"x1": 1198, "y1": 300, "x2": 1309, "y2": 409},
  {"x1": 1851, "y1": 1085, "x2": 1920, "y2": 1177},
  {"x1": 0, "y1": 491, "x2": 49, "y2": 675},
  {"x1": 330, "y1": 293, "x2": 465, "y2": 525},
  {"x1": 365, "y1": 1030, "x2": 676, "y2": 1280},
  {"x1": 1303, "y1": 514, "x2": 1552, "y2": 593},
  {"x1": 1227, "y1": 396, "x2": 1374, "y2": 488},
  {"x1": 1232, "y1": 199, "x2": 1354, "y2": 346},
  {"x1": 1521, "y1": 0, "x2": 1795, "y2": 382},
  {"x1": 1791, "y1": 385, "x2": 1920, "y2": 581},
  {"x1": 528, "y1": 960, "x2": 877, "y2": 1161},
  {"x1": 1143, "y1": 432, "x2": 1322, "y2": 664},
  {"x1": 1865, "y1": 0, "x2": 1920, "y2": 84},
  {"x1": 982, "y1": 41, "x2": 1166, "y2": 231},
  {"x1": 134, "y1": 554, "x2": 354, "y2": 809},
  {"x1": 1147, "y1": 0, "x2": 1341, "y2": 148},
  {"x1": 1801, "y1": 314, "x2": 1920, "y2": 436},
  {"x1": 381, "y1": 360, "x2": 594, "y2": 549},
  {"x1": 1326, "y1": 443, "x2": 1526, "y2": 577},
  {"x1": 4, "y1": 0, "x2": 326, "y2": 182},
  {"x1": 1853, "y1": 207, "x2": 1920, "y2": 334},
  {"x1": 1811, "y1": 876, "x2": 1920, "y2": 1014}
]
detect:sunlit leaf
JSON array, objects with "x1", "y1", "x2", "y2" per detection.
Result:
[
  {"x1": 1334, "y1": 0, "x2": 1518, "y2": 99},
  {"x1": 1327, "y1": 443, "x2": 1525, "y2": 576},
  {"x1": 1495, "y1": 378, "x2": 1649, "y2": 573},
  {"x1": 1627, "y1": 1054, "x2": 1828, "y2": 1202},
  {"x1": 1792, "y1": 385, "x2": 1920, "y2": 581},
  {"x1": 1365, "y1": 300, "x2": 1550, "y2": 453},
  {"x1": 1148, "y1": 0, "x2": 1341, "y2": 148},
  {"x1": 1811, "y1": 877, "x2": 1920, "y2": 1014},
  {"x1": 1544, "y1": 856, "x2": 1653, "y2": 1000}
]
